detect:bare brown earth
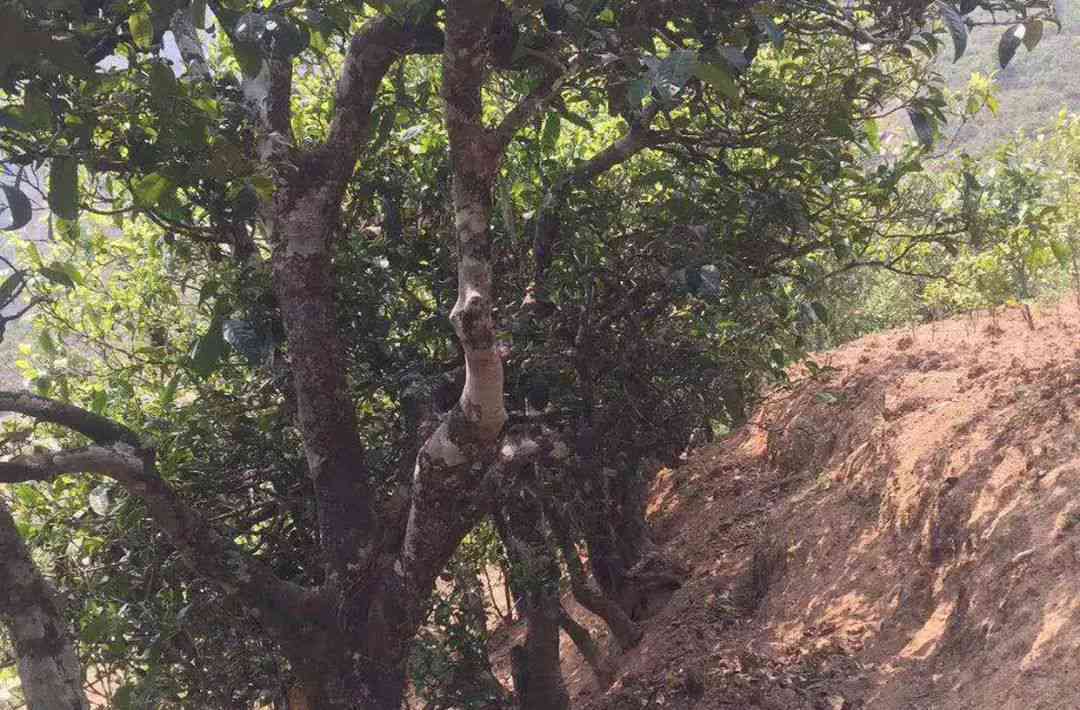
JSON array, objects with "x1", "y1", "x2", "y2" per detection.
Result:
[{"x1": 495, "y1": 300, "x2": 1080, "y2": 710}]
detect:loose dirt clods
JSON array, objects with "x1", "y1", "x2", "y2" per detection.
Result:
[{"x1": 510, "y1": 301, "x2": 1080, "y2": 710}]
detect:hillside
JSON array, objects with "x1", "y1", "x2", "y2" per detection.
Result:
[
  {"x1": 533, "y1": 300, "x2": 1080, "y2": 709},
  {"x1": 930, "y1": 4, "x2": 1080, "y2": 155}
]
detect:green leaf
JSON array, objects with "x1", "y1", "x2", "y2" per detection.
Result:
[
  {"x1": 0, "y1": 185, "x2": 33, "y2": 231},
  {"x1": 1022, "y1": 19, "x2": 1043, "y2": 50},
  {"x1": 82, "y1": 610, "x2": 112, "y2": 643},
  {"x1": 907, "y1": 109, "x2": 935, "y2": 147},
  {"x1": 22, "y1": 87, "x2": 52, "y2": 129},
  {"x1": 811, "y1": 301, "x2": 829, "y2": 324},
  {"x1": 247, "y1": 175, "x2": 275, "y2": 202},
  {"x1": 45, "y1": 261, "x2": 82, "y2": 287},
  {"x1": 998, "y1": 24, "x2": 1024, "y2": 68},
  {"x1": 752, "y1": 11, "x2": 785, "y2": 50},
  {"x1": 0, "y1": 272, "x2": 23, "y2": 303},
  {"x1": 693, "y1": 61, "x2": 739, "y2": 100},
  {"x1": 814, "y1": 390, "x2": 840, "y2": 405},
  {"x1": 48, "y1": 157, "x2": 79, "y2": 220},
  {"x1": 148, "y1": 61, "x2": 178, "y2": 105},
  {"x1": 132, "y1": 173, "x2": 173, "y2": 207},
  {"x1": 865, "y1": 118, "x2": 881, "y2": 153},
  {"x1": 541, "y1": 113, "x2": 561, "y2": 154},
  {"x1": 650, "y1": 49, "x2": 697, "y2": 103},
  {"x1": 558, "y1": 109, "x2": 593, "y2": 132},
  {"x1": 826, "y1": 107, "x2": 855, "y2": 140},
  {"x1": 160, "y1": 372, "x2": 180, "y2": 407},
  {"x1": 39, "y1": 265, "x2": 76, "y2": 289},
  {"x1": 190, "y1": 316, "x2": 227, "y2": 379},
  {"x1": 1051, "y1": 240, "x2": 1072, "y2": 268},
  {"x1": 625, "y1": 77, "x2": 650, "y2": 108},
  {"x1": 90, "y1": 389, "x2": 108, "y2": 414},
  {"x1": 129, "y1": 9, "x2": 154, "y2": 50},
  {"x1": 113, "y1": 684, "x2": 138, "y2": 710},
  {"x1": 937, "y1": 1, "x2": 967, "y2": 61}
]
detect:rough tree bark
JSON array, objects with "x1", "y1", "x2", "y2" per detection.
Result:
[
  {"x1": 0, "y1": 500, "x2": 88, "y2": 710},
  {"x1": 546, "y1": 502, "x2": 642, "y2": 650},
  {"x1": 499, "y1": 503, "x2": 616, "y2": 686},
  {"x1": 502, "y1": 488, "x2": 570, "y2": 710},
  {"x1": 0, "y1": 3, "x2": 580, "y2": 708}
]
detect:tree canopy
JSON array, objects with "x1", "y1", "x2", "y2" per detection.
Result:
[{"x1": 0, "y1": 0, "x2": 1064, "y2": 707}]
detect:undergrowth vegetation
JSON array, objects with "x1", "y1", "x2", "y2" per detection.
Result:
[{"x1": 811, "y1": 111, "x2": 1080, "y2": 348}]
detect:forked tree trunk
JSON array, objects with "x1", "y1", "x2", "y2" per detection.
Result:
[
  {"x1": 546, "y1": 504, "x2": 642, "y2": 650},
  {"x1": 0, "y1": 501, "x2": 89, "y2": 710}
]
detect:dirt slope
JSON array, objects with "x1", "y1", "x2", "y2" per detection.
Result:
[{"x1": 564, "y1": 300, "x2": 1080, "y2": 710}]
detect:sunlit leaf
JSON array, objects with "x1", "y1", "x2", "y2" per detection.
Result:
[
  {"x1": 865, "y1": 118, "x2": 881, "y2": 153},
  {"x1": 694, "y1": 61, "x2": 739, "y2": 100},
  {"x1": 1051, "y1": 240, "x2": 1072, "y2": 268},
  {"x1": 129, "y1": 9, "x2": 154, "y2": 49},
  {"x1": 132, "y1": 173, "x2": 173, "y2": 207}
]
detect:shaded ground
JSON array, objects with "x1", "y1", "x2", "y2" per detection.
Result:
[{"x1": 504, "y1": 300, "x2": 1080, "y2": 710}]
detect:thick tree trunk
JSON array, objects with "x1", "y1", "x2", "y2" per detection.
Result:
[
  {"x1": 502, "y1": 491, "x2": 569, "y2": 710},
  {"x1": 0, "y1": 501, "x2": 88, "y2": 710},
  {"x1": 284, "y1": 610, "x2": 411, "y2": 710},
  {"x1": 292, "y1": 657, "x2": 407, "y2": 710}
]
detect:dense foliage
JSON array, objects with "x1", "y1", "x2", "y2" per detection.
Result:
[{"x1": 0, "y1": 0, "x2": 1068, "y2": 707}]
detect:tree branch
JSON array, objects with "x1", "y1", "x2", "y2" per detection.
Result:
[
  {"x1": 320, "y1": 16, "x2": 443, "y2": 190},
  {"x1": 263, "y1": 17, "x2": 440, "y2": 582},
  {"x1": 0, "y1": 391, "x2": 141, "y2": 447},
  {"x1": 0, "y1": 393, "x2": 314, "y2": 626},
  {"x1": 400, "y1": 0, "x2": 509, "y2": 595},
  {"x1": 0, "y1": 445, "x2": 139, "y2": 484},
  {"x1": 490, "y1": 64, "x2": 568, "y2": 157},
  {"x1": 525, "y1": 105, "x2": 663, "y2": 313}
]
